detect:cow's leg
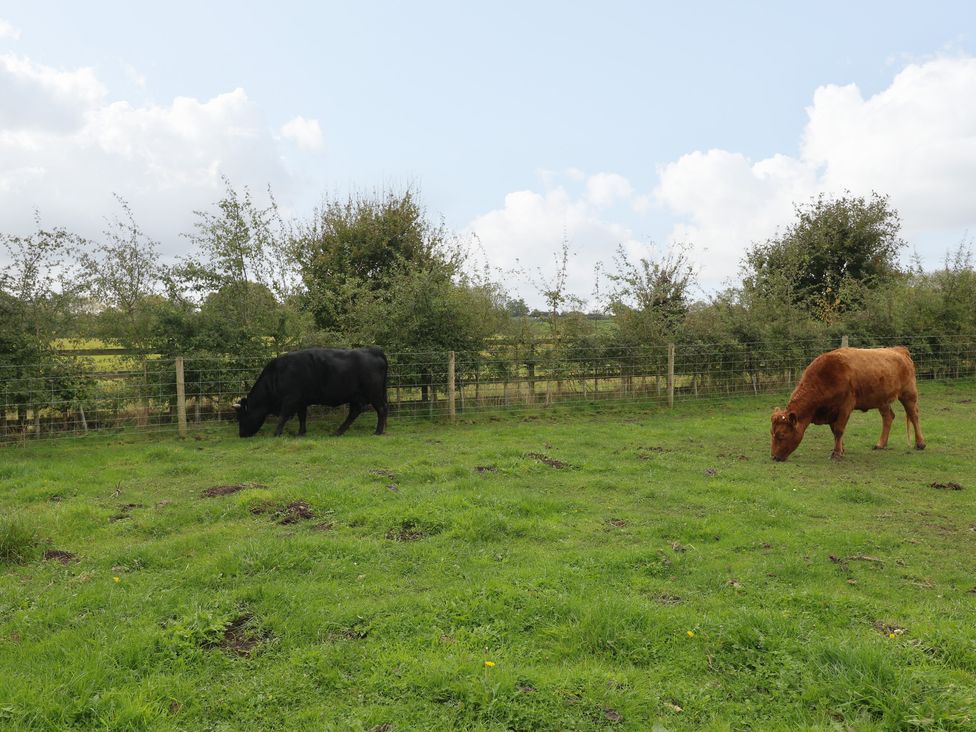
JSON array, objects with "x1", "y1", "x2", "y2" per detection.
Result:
[
  {"x1": 899, "y1": 392, "x2": 925, "y2": 449},
  {"x1": 297, "y1": 406, "x2": 308, "y2": 436},
  {"x1": 829, "y1": 410, "x2": 851, "y2": 460},
  {"x1": 370, "y1": 398, "x2": 388, "y2": 435},
  {"x1": 274, "y1": 409, "x2": 294, "y2": 436},
  {"x1": 874, "y1": 403, "x2": 895, "y2": 449},
  {"x1": 335, "y1": 402, "x2": 363, "y2": 436}
]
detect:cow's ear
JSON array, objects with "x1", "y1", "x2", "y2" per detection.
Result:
[{"x1": 787, "y1": 411, "x2": 797, "y2": 426}]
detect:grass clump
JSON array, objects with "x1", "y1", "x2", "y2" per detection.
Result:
[{"x1": 0, "y1": 516, "x2": 40, "y2": 565}]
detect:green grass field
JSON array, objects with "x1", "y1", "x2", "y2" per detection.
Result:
[{"x1": 1, "y1": 382, "x2": 975, "y2": 730}]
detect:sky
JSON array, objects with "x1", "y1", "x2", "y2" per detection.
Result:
[{"x1": 2, "y1": 1, "x2": 976, "y2": 307}]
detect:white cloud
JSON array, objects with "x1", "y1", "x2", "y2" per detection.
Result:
[
  {"x1": 0, "y1": 53, "x2": 297, "y2": 254},
  {"x1": 655, "y1": 55, "x2": 976, "y2": 289},
  {"x1": 585, "y1": 172, "x2": 634, "y2": 207},
  {"x1": 466, "y1": 176, "x2": 642, "y2": 306},
  {"x1": 0, "y1": 53, "x2": 106, "y2": 131},
  {"x1": 280, "y1": 115, "x2": 324, "y2": 152},
  {"x1": 0, "y1": 18, "x2": 20, "y2": 40}
]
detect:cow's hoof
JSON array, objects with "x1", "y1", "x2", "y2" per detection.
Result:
[
  {"x1": 915, "y1": 443, "x2": 926, "y2": 451},
  {"x1": 873, "y1": 445, "x2": 887, "y2": 451},
  {"x1": 829, "y1": 452, "x2": 843, "y2": 461}
]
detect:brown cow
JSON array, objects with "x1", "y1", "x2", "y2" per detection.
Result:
[{"x1": 771, "y1": 346, "x2": 925, "y2": 461}]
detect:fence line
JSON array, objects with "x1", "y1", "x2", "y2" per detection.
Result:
[{"x1": 2, "y1": 334, "x2": 975, "y2": 443}]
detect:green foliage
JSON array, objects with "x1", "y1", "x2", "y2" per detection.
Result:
[
  {"x1": 743, "y1": 192, "x2": 905, "y2": 321},
  {"x1": 603, "y1": 243, "x2": 697, "y2": 350},
  {"x1": 80, "y1": 195, "x2": 162, "y2": 350},
  {"x1": 294, "y1": 188, "x2": 450, "y2": 330}
]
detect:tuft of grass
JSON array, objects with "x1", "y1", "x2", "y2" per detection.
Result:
[{"x1": 0, "y1": 516, "x2": 40, "y2": 564}]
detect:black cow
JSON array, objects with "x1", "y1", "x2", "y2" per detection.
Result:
[{"x1": 233, "y1": 347, "x2": 388, "y2": 437}]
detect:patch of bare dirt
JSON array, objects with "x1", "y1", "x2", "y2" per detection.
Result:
[
  {"x1": 873, "y1": 620, "x2": 906, "y2": 636},
  {"x1": 671, "y1": 541, "x2": 687, "y2": 553},
  {"x1": 930, "y1": 481, "x2": 963, "y2": 491},
  {"x1": 212, "y1": 614, "x2": 264, "y2": 656},
  {"x1": 42, "y1": 550, "x2": 77, "y2": 564},
  {"x1": 386, "y1": 520, "x2": 431, "y2": 541},
  {"x1": 109, "y1": 503, "x2": 144, "y2": 522},
  {"x1": 603, "y1": 708, "x2": 622, "y2": 723},
  {"x1": 249, "y1": 500, "x2": 315, "y2": 524},
  {"x1": 474, "y1": 465, "x2": 497, "y2": 473},
  {"x1": 370, "y1": 724, "x2": 394, "y2": 732},
  {"x1": 829, "y1": 554, "x2": 884, "y2": 569},
  {"x1": 369, "y1": 469, "x2": 396, "y2": 480},
  {"x1": 525, "y1": 452, "x2": 567, "y2": 469},
  {"x1": 312, "y1": 521, "x2": 335, "y2": 531},
  {"x1": 328, "y1": 625, "x2": 369, "y2": 641},
  {"x1": 703, "y1": 468, "x2": 718, "y2": 477},
  {"x1": 48, "y1": 495, "x2": 63, "y2": 502},
  {"x1": 201, "y1": 483, "x2": 267, "y2": 497},
  {"x1": 653, "y1": 592, "x2": 682, "y2": 605},
  {"x1": 275, "y1": 501, "x2": 314, "y2": 524},
  {"x1": 607, "y1": 518, "x2": 628, "y2": 528}
]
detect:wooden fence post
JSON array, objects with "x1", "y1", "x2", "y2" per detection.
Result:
[
  {"x1": 667, "y1": 343, "x2": 675, "y2": 409},
  {"x1": 447, "y1": 351, "x2": 456, "y2": 423},
  {"x1": 175, "y1": 356, "x2": 187, "y2": 438},
  {"x1": 841, "y1": 334, "x2": 849, "y2": 348}
]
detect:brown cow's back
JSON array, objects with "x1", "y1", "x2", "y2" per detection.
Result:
[{"x1": 791, "y1": 347, "x2": 917, "y2": 417}]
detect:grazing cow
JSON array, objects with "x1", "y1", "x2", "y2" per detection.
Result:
[
  {"x1": 770, "y1": 346, "x2": 925, "y2": 461},
  {"x1": 233, "y1": 347, "x2": 388, "y2": 438}
]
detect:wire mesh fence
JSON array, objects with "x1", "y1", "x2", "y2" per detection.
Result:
[{"x1": 1, "y1": 334, "x2": 975, "y2": 443}]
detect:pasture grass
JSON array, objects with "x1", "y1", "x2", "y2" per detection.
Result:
[{"x1": 1, "y1": 381, "x2": 974, "y2": 730}]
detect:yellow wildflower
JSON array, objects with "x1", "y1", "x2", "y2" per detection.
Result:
[
  {"x1": 112, "y1": 576, "x2": 121, "y2": 583},
  {"x1": 484, "y1": 660, "x2": 496, "y2": 668},
  {"x1": 686, "y1": 630, "x2": 695, "y2": 638}
]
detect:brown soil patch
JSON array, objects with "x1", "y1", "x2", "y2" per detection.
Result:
[
  {"x1": 386, "y1": 520, "x2": 431, "y2": 541},
  {"x1": 213, "y1": 614, "x2": 263, "y2": 656},
  {"x1": 607, "y1": 518, "x2": 628, "y2": 528},
  {"x1": 202, "y1": 483, "x2": 267, "y2": 497},
  {"x1": 653, "y1": 592, "x2": 682, "y2": 605},
  {"x1": 873, "y1": 620, "x2": 906, "y2": 636},
  {"x1": 48, "y1": 495, "x2": 63, "y2": 502},
  {"x1": 931, "y1": 481, "x2": 963, "y2": 491},
  {"x1": 525, "y1": 452, "x2": 567, "y2": 469},
  {"x1": 276, "y1": 501, "x2": 314, "y2": 524},
  {"x1": 475, "y1": 465, "x2": 497, "y2": 473},
  {"x1": 109, "y1": 503, "x2": 144, "y2": 522},
  {"x1": 370, "y1": 469, "x2": 396, "y2": 480},
  {"x1": 312, "y1": 521, "x2": 335, "y2": 531},
  {"x1": 703, "y1": 468, "x2": 718, "y2": 477},
  {"x1": 370, "y1": 724, "x2": 394, "y2": 732},
  {"x1": 603, "y1": 708, "x2": 622, "y2": 722},
  {"x1": 671, "y1": 541, "x2": 687, "y2": 553},
  {"x1": 43, "y1": 550, "x2": 77, "y2": 564},
  {"x1": 328, "y1": 626, "x2": 369, "y2": 641}
]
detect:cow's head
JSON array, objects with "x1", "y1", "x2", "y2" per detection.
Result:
[
  {"x1": 770, "y1": 408, "x2": 804, "y2": 461},
  {"x1": 233, "y1": 397, "x2": 268, "y2": 438}
]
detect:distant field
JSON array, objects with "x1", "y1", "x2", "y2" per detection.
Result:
[{"x1": 1, "y1": 382, "x2": 974, "y2": 730}]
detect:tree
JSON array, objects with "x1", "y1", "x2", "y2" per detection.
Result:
[
  {"x1": 0, "y1": 213, "x2": 88, "y2": 430},
  {"x1": 80, "y1": 195, "x2": 162, "y2": 349},
  {"x1": 167, "y1": 178, "x2": 306, "y2": 357},
  {"x1": 293, "y1": 188, "x2": 450, "y2": 330},
  {"x1": 602, "y1": 243, "x2": 697, "y2": 347},
  {"x1": 743, "y1": 191, "x2": 904, "y2": 321}
]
